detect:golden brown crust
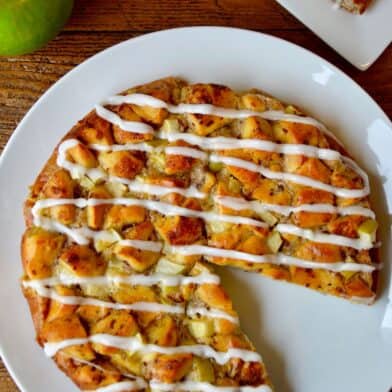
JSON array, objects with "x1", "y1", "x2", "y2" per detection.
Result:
[{"x1": 21, "y1": 77, "x2": 380, "y2": 390}]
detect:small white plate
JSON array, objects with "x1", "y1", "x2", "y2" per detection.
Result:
[
  {"x1": 276, "y1": 0, "x2": 392, "y2": 70},
  {"x1": 1, "y1": 27, "x2": 392, "y2": 392}
]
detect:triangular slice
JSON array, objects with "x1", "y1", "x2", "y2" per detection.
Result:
[
  {"x1": 22, "y1": 237, "x2": 270, "y2": 390},
  {"x1": 21, "y1": 76, "x2": 379, "y2": 390}
]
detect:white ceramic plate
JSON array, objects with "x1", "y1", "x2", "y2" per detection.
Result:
[
  {"x1": 1, "y1": 27, "x2": 392, "y2": 392},
  {"x1": 276, "y1": 0, "x2": 392, "y2": 70}
]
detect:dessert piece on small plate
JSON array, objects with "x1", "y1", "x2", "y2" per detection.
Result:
[
  {"x1": 21, "y1": 77, "x2": 380, "y2": 390},
  {"x1": 334, "y1": 0, "x2": 372, "y2": 14}
]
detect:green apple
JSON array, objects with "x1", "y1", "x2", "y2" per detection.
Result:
[{"x1": 0, "y1": 0, "x2": 74, "y2": 56}]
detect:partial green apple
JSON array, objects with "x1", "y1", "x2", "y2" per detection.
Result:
[{"x1": 0, "y1": 0, "x2": 74, "y2": 56}]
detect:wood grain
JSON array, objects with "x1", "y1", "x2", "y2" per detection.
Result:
[{"x1": 0, "y1": 0, "x2": 391, "y2": 390}]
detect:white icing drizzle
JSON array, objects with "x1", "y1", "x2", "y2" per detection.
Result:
[
  {"x1": 31, "y1": 198, "x2": 377, "y2": 270},
  {"x1": 49, "y1": 138, "x2": 375, "y2": 224},
  {"x1": 117, "y1": 239, "x2": 162, "y2": 252},
  {"x1": 165, "y1": 146, "x2": 208, "y2": 160},
  {"x1": 59, "y1": 138, "x2": 375, "y2": 219},
  {"x1": 32, "y1": 197, "x2": 268, "y2": 245},
  {"x1": 125, "y1": 179, "x2": 206, "y2": 199},
  {"x1": 58, "y1": 133, "x2": 369, "y2": 201},
  {"x1": 150, "y1": 381, "x2": 273, "y2": 392},
  {"x1": 33, "y1": 197, "x2": 375, "y2": 250},
  {"x1": 57, "y1": 138, "x2": 206, "y2": 199},
  {"x1": 22, "y1": 274, "x2": 238, "y2": 324},
  {"x1": 36, "y1": 93, "x2": 378, "y2": 281},
  {"x1": 23, "y1": 271, "x2": 221, "y2": 289},
  {"x1": 215, "y1": 195, "x2": 376, "y2": 218},
  {"x1": 276, "y1": 223, "x2": 373, "y2": 250},
  {"x1": 165, "y1": 143, "x2": 369, "y2": 199},
  {"x1": 88, "y1": 380, "x2": 272, "y2": 392},
  {"x1": 45, "y1": 337, "x2": 91, "y2": 356},
  {"x1": 61, "y1": 135, "x2": 368, "y2": 200},
  {"x1": 73, "y1": 359, "x2": 147, "y2": 390},
  {"x1": 69, "y1": 356, "x2": 151, "y2": 392},
  {"x1": 72, "y1": 356, "x2": 271, "y2": 392},
  {"x1": 160, "y1": 133, "x2": 370, "y2": 201},
  {"x1": 43, "y1": 333, "x2": 262, "y2": 365},
  {"x1": 89, "y1": 380, "x2": 147, "y2": 392},
  {"x1": 57, "y1": 139, "x2": 105, "y2": 181},
  {"x1": 22, "y1": 282, "x2": 184, "y2": 314},
  {"x1": 168, "y1": 245, "x2": 376, "y2": 273},
  {"x1": 99, "y1": 93, "x2": 341, "y2": 146},
  {"x1": 209, "y1": 154, "x2": 369, "y2": 199},
  {"x1": 67, "y1": 355, "x2": 124, "y2": 377},
  {"x1": 90, "y1": 142, "x2": 153, "y2": 153},
  {"x1": 95, "y1": 104, "x2": 154, "y2": 134},
  {"x1": 187, "y1": 306, "x2": 239, "y2": 324},
  {"x1": 32, "y1": 198, "x2": 377, "y2": 278},
  {"x1": 86, "y1": 93, "x2": 370, "y2": 200},
  {"x1": 159, "y1": 131, "x2": 342, "y2": 159},
  {"x1": 163, "y1": 144, "x2": 369, "y2": 199}
]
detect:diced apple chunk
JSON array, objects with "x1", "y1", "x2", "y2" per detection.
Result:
[
  {"x1": 155, "y1": 257, "x2": 187, "y2": 274},
  {"x1": 357, "y1": 219, "x2": 378, "y2": 243},
  {"x1": 191, "y1": 357, "x2": 215, "y2": 382},
  {"x1": 188, "y1": 320, "x2": 214, "y2": 339},
  {"x1": 267, "y1": 232, "x2": 282, "y2": 253}
]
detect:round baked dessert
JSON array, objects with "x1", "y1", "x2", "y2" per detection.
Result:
[{"x1": 21, "y1": 77, "x2": 379, "y2": 391}]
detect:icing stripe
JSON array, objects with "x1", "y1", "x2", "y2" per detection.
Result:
[
  {"x1": 32, "y1": 198, "x2": 375, "y2": 251},
  {"x1": 89, "y1": 380, "x2": 147, "y2": 392},
  {"x1": 59, "y1": 138, "x2": 369, "y2": 200},
  {"x1": 56, "y1": 137, "x2": 376, "y2": 219},
  {"x1": 90, "y1": 142, "x2": 153, "y2": 152},
  {"x1": 160, "y1": 131, "x2": 342, "y2": 160},
  {"x1": 163, "y1": 145, "x2": 369, "y2": 198},
  {"x1": 95, "y1": 104, "x2": 154, "y2": 134},
  {"x1": 150, "y1": 381, "x2": 273, "y2": 392},
  {"x1": 57, "y1": 139, "x2": 207, "y2": 198},
  {"x1": 117, "y1": 239, "x2": 162, "y2": 252},
  {"x1": 276, "y1": 223, "x2": 373, "y2": 250},
  {"x1": 164, "y1": 144, "x2": 369, "y2": 199},
  {"x1": 57, "y1": 139, "x2": 105, "y2": 181},
  {"x1": 70, "y1": 356, "x2": 271, "y2": 392},
  {"x1": 23, "y1": 283, "x2": 184, "y2": 314},
  {"x1": 90, "y1": 93, "x2": 370, "y2": 199},
  {"x1": 124, "y1": 179, "x2": 205, "y2": 199},
  {"x1": 165, "y1": 146, "x2": 208, "y2": 160},
  {"x1": 44, "y1": 334, "x2": 262, "y2": 365},
  {"x1": 99, "y1": 93, "x2": 341, "y2": 146},
  {"x1": 58, "y1": 136, "x2": 369, "y2": 200},
  {"x1": 215, "y1": 196, "x2": 375, "y2": 219},
  {"x1": 187, "y1": 306, "x2": 239, "y2": 324},
  {"x1": 23, "y1": 272, "x2": 221, "y2": 288},
  {"x1": 209, "y1": 154, "x2": 368, "y2": 199},
  {"x1": 23, "y1": 280, "x2": 237, "y2": 322},
  {"x1": 31, "y1": 197, "x2": 378, "y2": 271},
  {"x1": 32, "y1": 197, "x2": 268, "y2": 241},
  {"x1": 89, "y1": 380, "x2": 272, "y2": 392},
  {"x1": 168, "y1": 245, "x2": 377, "y2": 273}
]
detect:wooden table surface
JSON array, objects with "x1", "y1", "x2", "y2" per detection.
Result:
[{"x1": 0, "y1": 0, "x2": 391, "y2": 390}]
